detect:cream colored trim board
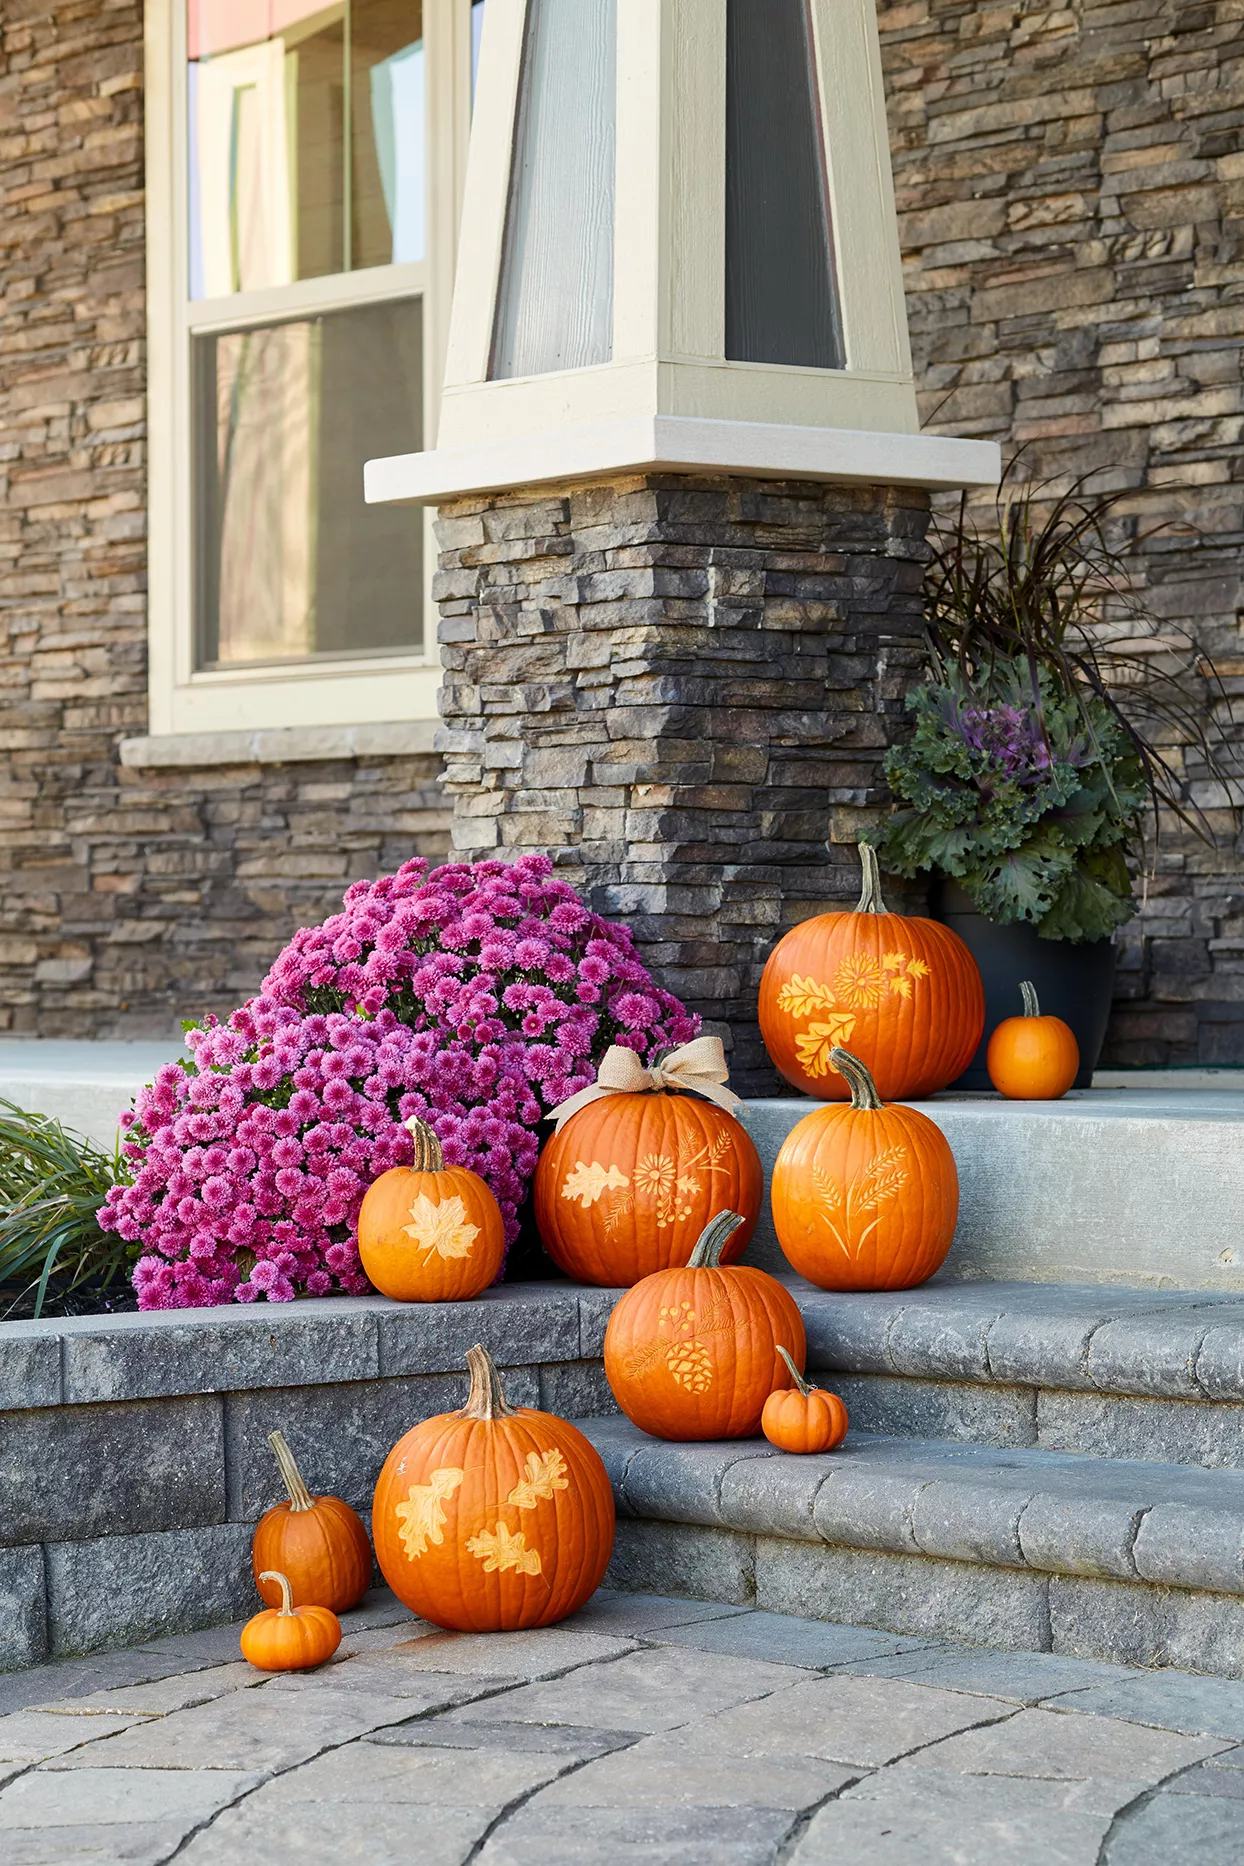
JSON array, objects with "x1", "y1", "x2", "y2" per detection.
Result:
[
  {"x1": 367, "y1": 414, "x2": 1001, "y2": 506},
  {"x1": 120, "y1": 722, "x2": 441, "y2": 771}
]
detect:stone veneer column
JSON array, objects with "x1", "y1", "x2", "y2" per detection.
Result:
[{"x1": 433, "y1": 473, "x2": 929, "y2": 1092}]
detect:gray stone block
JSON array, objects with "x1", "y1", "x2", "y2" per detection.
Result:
[
  {"x1": 1049, "y1": 1673, "x2": 1244, "y2": 1741},
  {"x1": 801, "y1": 1770, "x2": 1115, "y2": 1865},
  {"x1": 0, "y1": 1327, "x2": 62, "y2": 1411},
  {"x1": 888, "y1": 1295, "x2": 1003, "y2": 1382},
  {"x1": 1103, "y1": 1787, "x2": 1244, "y2": 1863},
  {"x1": 376, "y1": 1287, "x2": 579, "y2": 1378},
  {"x1": 537, "y1": 1361, "x2": 617, "y2": 1418},
  {"x1": 985, "y1": 1307, "x2": 1108, "y2": 1392},
  {"x1": 61, "y1": 1306, "x2": 380, "y2": 1404},
  {"x1": 1133, "y1": 1503, "x2": 1244, "y2": 1595},
  {"x1": 1050, "y1": 1575, "x2": 1244, "y2": 1679},
  {"x1": 649, "y1": 1608, "x2": 927, "y2": 1670},
  {"x1": 0, "y1": 1546, "x2": 47, "y2": 1673},
  {"x1": 911, "y1": 1477, "x2": 1026, "y2": 1567},
  {"x1": 621, "y1": 1440, "x2": 772, "y2": 1528},
  {"x1": 792, "y1": 1288, "x2": 901, "y2": 1373},
  {"x1": 754, "y1": 1538, "x2": 1052, "y2": 1651},
  {"x1": 605, "y1": 1519, "x2": 755, "y2": 1606},
  {"x1": 849, "y1": 1643, "x2": 1142, "y2": 1703},
  {"x1": 812, "y1": 1461, "x2": 923, "y2": 1554},
  {"x1": 1, "y1": 1396, "x2": 225, "y2": 1544},
  {"x1": 1037, "y1": 1389, "x2": 1244, "y2": 1471},
  {"x1": 831, "y1": 1373, "x2": 1036, "y2": 1449},
  {"x1": 1086, "y1": 1312, "x2": 1213, "y2": 1400},
  {"x1": 1196, "y1": 1325, "x2": 1244, "y2": 1402},
  {"x1": 45, "y1": 1521, "x2": 255, "y2": 1657},
  {"x1": 577, "y1": 1287, "x2": 624, "y2": 1359},
  {"x1": 573, "y1": 1416, "x2": 646, "y2": 1501},
  {"x1": 477, "y1": 1804, "x2": 794, "y2": 1864},
  {"x1": 718, "y1": 1449, "x2": 838, "y2": 1543},
  {"x1": 1018, "y1": 1491, "x2": 1144, "y2": 1581}
]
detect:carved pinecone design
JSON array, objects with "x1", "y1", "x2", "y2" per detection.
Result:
[{"x1": 665, "y1": 1339, "x2": 713, "y2": 1393}]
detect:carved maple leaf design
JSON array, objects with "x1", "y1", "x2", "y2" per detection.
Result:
[
  {"x1": 395, "y1": 1466, "x2": 463, "y2": 1559},
  {"x1": 776, "y1": 974, "x2": 839, "y2": 1019},
  {"x1": 467, "y1": 1522, "x2": 543, "y2": 1575},
  {"x1": 401, "y1": 1193, "x2": 480, "y2": 1259},
  {"x1": 507, "y1": 1448, "x2": 569, "y2": 1512},
  {"x1": 561, "y1": 1160, "x2": 630, "y2": 1209},
  {"x1": 794, "y1": 1014, "x2": 858, "y2": 1077}
]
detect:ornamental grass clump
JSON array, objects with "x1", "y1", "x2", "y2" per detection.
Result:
[{"x1": 99, "y1": 854, "x2": 696, "y2": 1310}]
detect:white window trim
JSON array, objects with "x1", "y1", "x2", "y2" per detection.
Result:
[{"x1": 144, "y1": 0, "x2": 472, "y2": 738}]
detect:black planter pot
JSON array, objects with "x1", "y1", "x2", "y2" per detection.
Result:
[{"x1": 931, "y1": 880, "x2": 1117, "y2": 1091}]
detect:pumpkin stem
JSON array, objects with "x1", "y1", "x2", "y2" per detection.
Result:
[
  {"x1": 854, "y1": 841, "x2": 889, "y2": 915},
  {"x1": 403, "y1": 1115, "x2": 444, "y2": 1172},
  {"x1": 777, "y1": 1345, "x2": 814, "y2": 1396},
  {"x1": 462, "y1": 1343, "x2": 516, "y2": 1420},
  {"x1": 829, "y1": 1047, "x2": 884, "y2": 1111},
  {"x1": 267, "y1": 1430, "x2": 315, "y2": 1513},
  {"x1": 259, "y1": 1570, "x2": 295, "y2": 1617},
  {"x1": 1020, "y1": 980, "x2": 1041, "y2": 1019},
  {"x1": 688, "y1": 1211, "x2": 745, "y2": 1268}
]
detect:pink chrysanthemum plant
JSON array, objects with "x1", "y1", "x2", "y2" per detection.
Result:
[{"x1": 99, "y1": 854, "x2": 698, "y2": 1309}]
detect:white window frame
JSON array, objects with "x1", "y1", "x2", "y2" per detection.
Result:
[{"x1": 144, "y1": 0, "x2": 474, "y2": 737}]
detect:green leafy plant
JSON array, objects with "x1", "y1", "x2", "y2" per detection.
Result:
[{"x1": 0, "y1": 1101, "x2": 131, "y2": 1321}]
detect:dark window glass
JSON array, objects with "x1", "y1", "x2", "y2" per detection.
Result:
[{"x1": 724, "y1": 0, "x2": 843, "y2": 370}]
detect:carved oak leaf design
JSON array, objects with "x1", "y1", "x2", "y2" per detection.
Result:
[
  {"x1": 777, "y1": 974, "x2": 839, "y2": 1019},
  {"x1": 401, "y1": 1193, "x2": 480, "y2": 1259},
  {"x1": 467, "y1": 1522, "x2": 543, "y2": 1575},
  {"x1": 507, "y1": 1448, "x2": 569, "y2": 1512},
  {"x1": 794, "y1": 1014, "x2": 858, "y2": 1077},
  {"x1": 561, "y1": 1160, "x2": 630, "y2": 1209},
  {"x1": 395, "y1": 1465, "x2": 463, "y2": 1559}
]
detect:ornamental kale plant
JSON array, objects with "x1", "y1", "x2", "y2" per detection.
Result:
[
  {"x1": 874, "y1": 657, "x2": 1148, "y2": 942},
  {"x1": 98, "y1": 854, "x2": 698, "y2": 1310}
]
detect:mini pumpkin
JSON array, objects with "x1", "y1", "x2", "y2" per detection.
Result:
[
  {"x1": 252, "y1": 1430, "x2": 372, "y2": 1612},
  {"x1": 372, "y1": 1345, "x2": 615, "y2": 1633},
  {"x1": 987, "y1": 981, "x2": 1080, "y2": 1101},
  {"x1": 358, "y1": 1115, "x2": 505, "y2": 1302},
  {"x1": 534, "y1": 1090, "x2": 762, "y2": 1286},
  {"x1": 240, "y1": 1570, "x2": 342, "y2": 1672},
  {"x1": 762, "y1": 1347, "x2": 849, "y2": 1454},
  {"x1": 603, "y1": 1211, "x2": 807, "y2": 1440},
  {"x1": 759, "y1": 842, "x2": 984, "y2": 1101},
  {"x1": 771, "y1": 1047, "x2": 958, "y2": 1291}
]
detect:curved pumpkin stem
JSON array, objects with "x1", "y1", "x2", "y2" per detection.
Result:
[
  {"x1": 462, "y1": 1343, "x2": 516, "y2": 1420},
  {"x1": 259, "y1": 1570, "x2": 295, "y2": 1616},
  {"x1": 688, "y1": 1211, "x2": 745, "y2": 1269},
  {"x1": 776, "y1": 1345, "x2": 814, "y2": 1396},
  {"x1": 267, "y1": 1431, "x2": 314, "y2": 1513},
  {"x1": 829, "y1": 1047, "x2": 884, "y2": 1111},
  {"x1": 854, "y1": 841, "x2": 889, "y2": 915},
  {"x1": 1020, "y1": 980, "x2": 1041, "y2": 1019},
  {"x1": 404, "y1": 1115, "x2": 445, "y2": 1172}
]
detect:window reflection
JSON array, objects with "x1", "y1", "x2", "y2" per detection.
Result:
[{"x1": 187, "y1": 0, "x2": 426, "y2": 296}]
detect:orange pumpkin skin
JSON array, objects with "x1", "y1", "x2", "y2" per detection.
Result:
[
  {"x1": 534, "y1": 1091, "x2": 763, "y2": 1286},
  {"x1": 372, "y1": 1347, "x2": 615, "y2": 1634},
  {"x1": 241, "y1": 1572, "x2": 341, "y2": 1672},
  {"x1": 358, "y1": 1117, "x2": 505, "y2": 1302},
  {"x1": 987, "y1": 982, "x2": 1079, "y2": 1100},
  {"x1": 252, "y1": 1432, "x2": 372, "y2": 1613},
  {"x1": 759, "y1": 846, "x2": 984, "y2": 1102},
  {"x1": 603, "y1": 1212, "x2": 807, "y2": 1440},
  {"x1": 762, "y1": 1353, "x2": 849, "y2": 1454},
  {"x1": 771, "y1": 1049, "x2": 958, "y2": 1292}
]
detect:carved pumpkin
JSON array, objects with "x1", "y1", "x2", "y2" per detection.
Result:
[
  {"x1": 762, "y1": 1347, "x2": 849, "y2": 1454},
  {"x1": 603, "y1": 1212, "x2": 807, "y2": 1440},
  {"x1": 534, "y1": 1091, "x2": 762, "y2": 1286},
  {"x1": 358, "y1": 1116, "x2": 505, "y2": 1301},
  {"x1": 759, "y1": 843, "x2": 984, "y2": 1101},
  {"x1": 771, "y1": 1047, "x2": 958, "y2": 1291},
  {"x1": 240, "y1": 1571, "x2": 341, "y2": 1672},
  {"x1": 987, "y1": 981, "x2": 1079, "y2": 1101},
  {"x1": 252, "y1": 1431, "x2": 372, "y2": 1613},
  {"x1": 372, "y1": 1345, "x2": 615, "y2": 1633}
]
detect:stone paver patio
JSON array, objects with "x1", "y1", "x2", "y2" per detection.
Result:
[{"x1": 2, "y1": 1590, "x2": 1243, "y2": 1864}]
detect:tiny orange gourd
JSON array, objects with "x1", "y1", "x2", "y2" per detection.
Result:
[
  {"x1": 603, "y1": 1211, "x2": 807, "y2": 1440},
  {"x1": 987, "y1": 981, "x2": 1080, "y2": 1101},
  {"x1": 240, "y1": 1570, "x2": 342, "y2": 1672},
  {"x1": 252, "y1": 1431, "x2": 373, "y2": 1612},
  {"x1": 358, "y1": 1115, "x2": 506, "y2": 1301},
  {"x1": 759, "y1": 842, "x2": 984, "y2": 1101},
  {"x1": 762, "y1": 1347, "x2": 849, "y2": 1454},
  {"x1": 372, "y1": 1345, "x2": 615, "y2": 1633},
  {"x1": 771, "y1": 1047, "x2": 958, "y2": 1291}
]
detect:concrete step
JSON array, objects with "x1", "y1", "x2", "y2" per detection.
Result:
[
  {"x1": 0, "y1": 1040, "x2": 185, "y2": 1149},
  {"x1": 584, "y1": 1416, "x2": 1244, "y2": 1680},
  {"x1": 792, "y1": 1277, "x2": 1244, "y2": 1471}
]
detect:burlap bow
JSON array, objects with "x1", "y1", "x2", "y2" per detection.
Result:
[{"x1": 547, "y1": 1036, "x2": 742, "y2": 1132}]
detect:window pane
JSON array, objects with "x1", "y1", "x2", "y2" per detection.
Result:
[
  {"x1": 187, "y1": 1, "x2": 425, "y2": 295},
  {"x1": 490, "y1": 0, "x2": 616, "y2": 379},
  {"x1": 724, "y1": 0, "x2": 843, "y2": 370},
  {"x1": 194, "y1": 299, "x2": 423, "y2": 666}
]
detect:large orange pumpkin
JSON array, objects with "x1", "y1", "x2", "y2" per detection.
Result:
[
  {"x1": 534, "y1": 1091, "x2": 762, "y2": 1286},
  {"x1": 252, "y1": 1431, "x2": 372, "y2": 1612},
  {"x1": 603, "y1": 1211, "x2": 807, "y2": 1440},
  {"x1": 771, "y1": 1047, "x2": 958, "y2": 1291},
  {"x1": 759, "y1": 843, "x2": 984, "y2": 1101},
  {"x1": 358, "y1": 1116, "x2": 505, "y2": 1302},
  {"x1": 987, "y1": 981, "x2": 1079, "y2": 1101},
  {"x1": 372, "y1": 1345, "x2": 615, "y2": 1633}
]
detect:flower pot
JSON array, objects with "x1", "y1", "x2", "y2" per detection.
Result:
[{"x1": 931, "y1": 880, "x2": 1117, "y2": 1091}]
